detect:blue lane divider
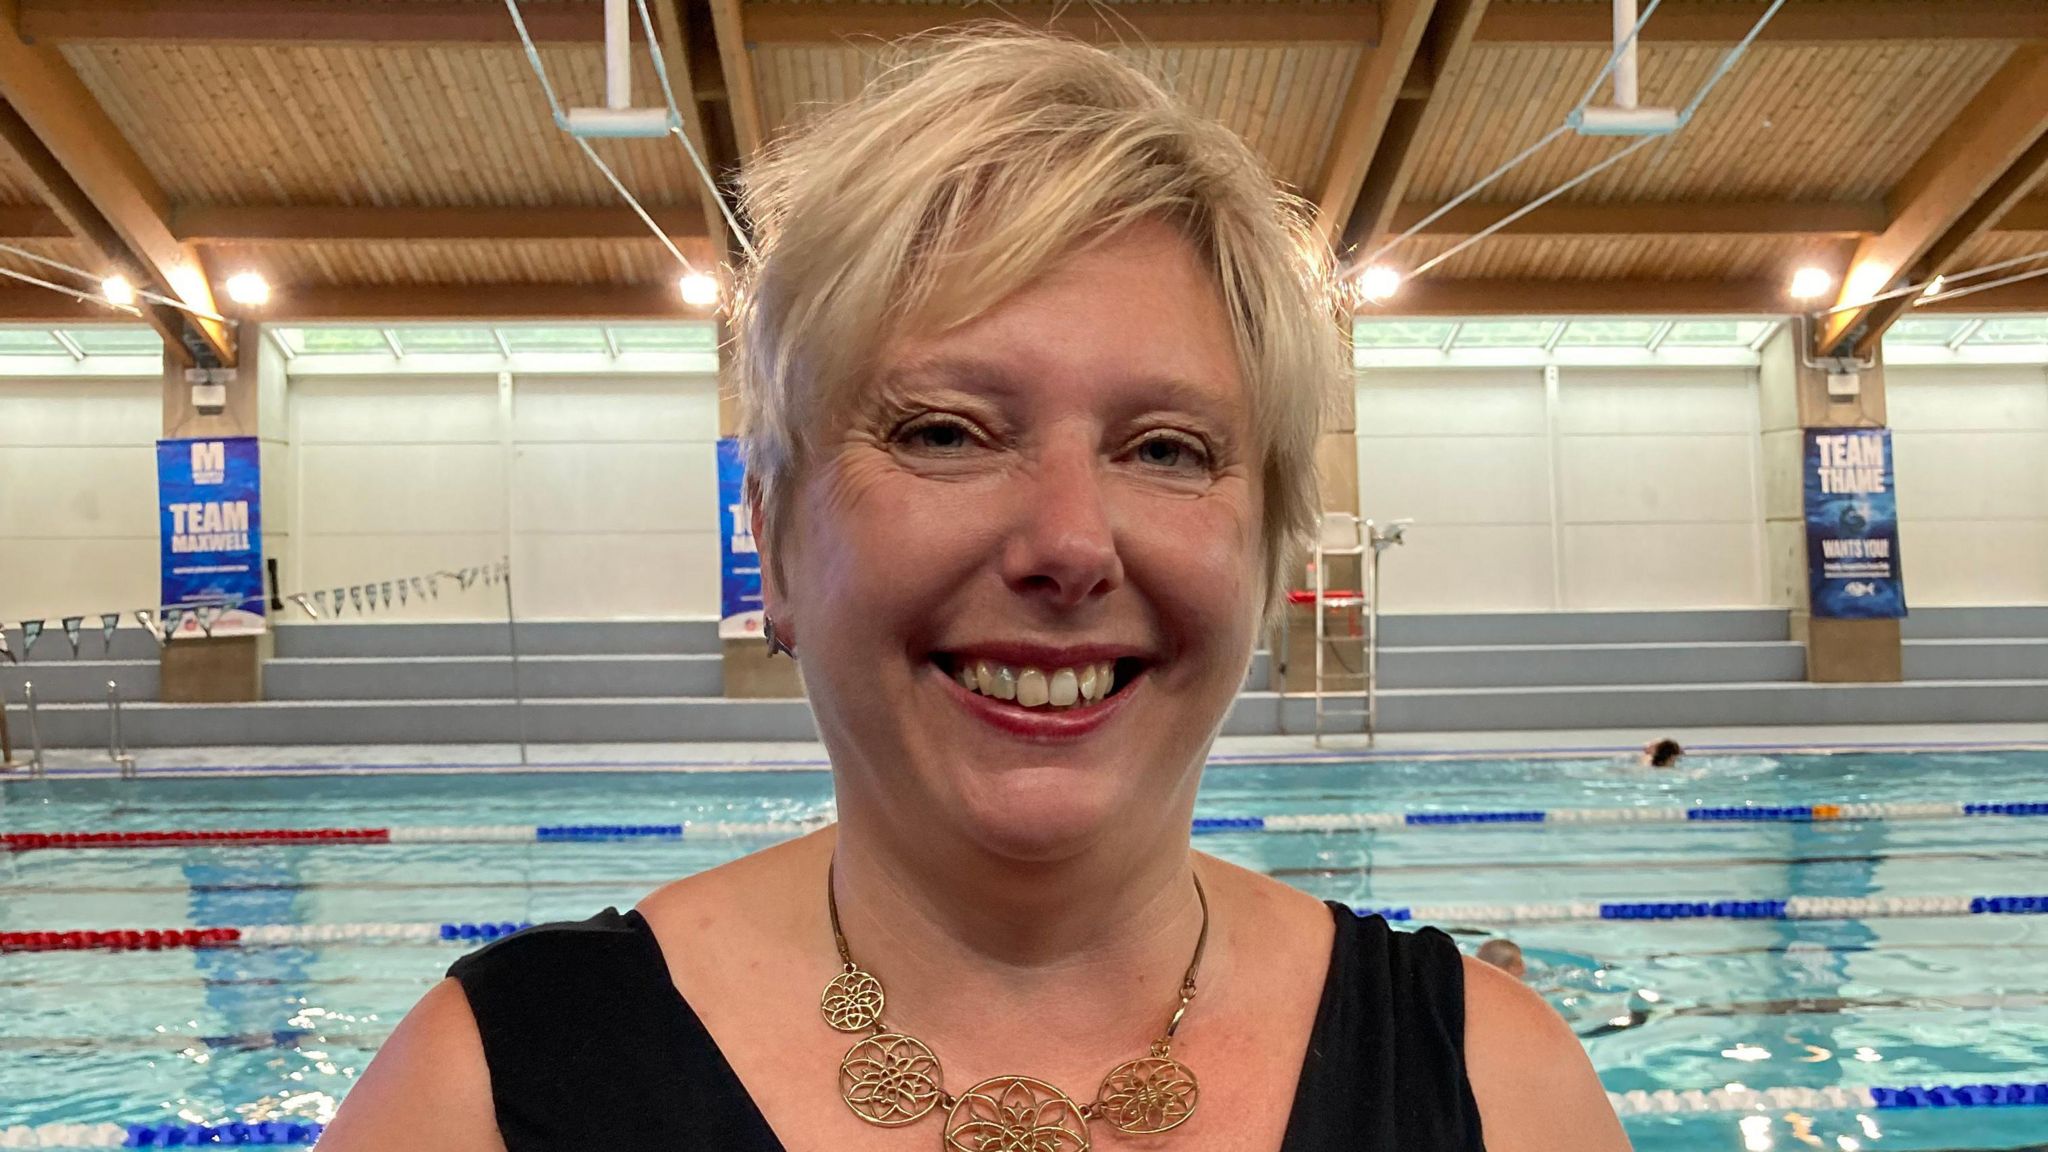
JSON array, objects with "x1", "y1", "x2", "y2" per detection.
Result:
[
  {"x1": 1872, "y1": 1082, "x2": 2048, "y2": 1109},
  {"x1": 1964, "y1": 802, "x2": 2048, "y2": 816},
  {"x1": 1600, "y1": 899, "x2": 1789, "y2": 920},
  {"x1": 1686, "y1": 805, "x2": 1815, "y2": 821},
  {"x1": 126, "y1": 1120, "x2": 323, "y2": 1145},
  {"x1": 1190, "y1": 817, "x2": 1265, "y2": 833},
  {"x1": 1970, "y1": 895, "x2": 2048, "y2": 914},
  {"x1": 534, "y1": 824, "x2": 684, "y2": 841},
  {"x1": 438, "y1": 921, "x2": 533, "y2": 941},
  {"x1": 1406, "y1": 811, "x2": 1546, "y2": 825}
]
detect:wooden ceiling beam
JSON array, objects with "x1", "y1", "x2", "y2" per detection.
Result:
[
  {"x1": 1817, "y1": 47, "x2": 2048, "y2": 357},
  {"x1": 1358, "y1": 277, "x2": 1787, "y2": 315},
  {"x1": 1312, "y1": 0, "x2": 1440, "y2": 249},
  {"x1": 169, "y1": 204, "x2": 708, "y2": 243},
  {"x1": 1337, "y1": 0, "x2": 1492, "y2": 258},
  {"x1": 648, "y1": 0, "x2": 736, "y2": 263},
  {"x1": 0, "y1": 202, "x2": 70, "y2": 237},
  {"x1": 1475, "y1": 1, "x2": 2048, "y2": 45},
  {"x1": 255, "y1": 282, "x2": 697, "y2": 322},
  {"x1": 0, "y1": 27, "x2": 231, "y2": 365},
  {"x1": 706, "y1": 0, "x2": 766, "y2": 162},
  {"x1": 3, "y1": 274, "x2": 2043, "y2": 323},
  {"x1": 1390, "y1": 199, "x2": 1891, "y2": 238},
  {"x1": 739, "y1": 1, "x2": 1379, "y2": 44},
  {"x1": 14, "y1": 0, "x2": 606, "y2": 44}
]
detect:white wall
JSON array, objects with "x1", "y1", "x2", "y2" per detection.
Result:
[
  {"x1": 1887, "y1": 363, "x2": 2048, "y2": 606},
  {"x1": 0, "y1": 376, "x2": 161, "y2": 626},
  {"x1": 290, "y1": 371, "x2": 722, "y2": 620},
  {"x1": 1356, "y1": 365, "x2": 1766, "y2": 613}
]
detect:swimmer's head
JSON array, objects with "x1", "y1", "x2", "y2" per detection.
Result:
[
  {"x1": 1643, "y1": 739, "x2": 1684, "y2": 768},
  {"x1": 731, "y1": 27, "x2": 1344, "y2": 626},
  {"x1": 1477, "y1": 937, "x2": 1526, "y2": 980}
]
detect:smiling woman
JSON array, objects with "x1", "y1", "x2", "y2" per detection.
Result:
[{"x1": 320, "y1": 27, "x2": 1628, "y2": 1152}]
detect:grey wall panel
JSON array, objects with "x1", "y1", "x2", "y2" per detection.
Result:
[
  {"x1": 2, "y1": 660, "x2": 160, "y2": 703},
  {"x1": 1902, "y1": 607, "x2": 2048, "y2": 640},
  {"x1": 264, "y1": 655, "x2": 723, "y2": 700},
  {"x1": 1376, "y1": 610, "x2": 1789, "y2": 647},
  {"x1": 1379, "y1": 642, "x2": 1805, "y2": 689},
  {"x1": 272, "y1": 620, "x2": 721, "y2": 658},
  {"x1": 1904, "y1": 640, "x2": 2048, "y2": 682}
]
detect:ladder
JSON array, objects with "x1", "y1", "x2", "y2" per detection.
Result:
[
  {"x1": 1310, "y1": 512, "x2": 1370, "y2": 745},
  {"x1": 1308, "y1": 513, "x2": 1409, "y2": 746}
]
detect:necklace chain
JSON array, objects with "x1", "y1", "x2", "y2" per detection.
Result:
[{"x1": 822, "y1": 862, "x2": 1209, "y2": 1148}]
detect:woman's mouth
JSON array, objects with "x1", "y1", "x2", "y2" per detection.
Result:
[{"x1": 931, "y1": 653, "x2": 1146, "y2": 711}]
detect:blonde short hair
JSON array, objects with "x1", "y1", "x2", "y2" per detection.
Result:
[{"x1": 733, "y1": 28, "x2": 1346, "y2": 617}]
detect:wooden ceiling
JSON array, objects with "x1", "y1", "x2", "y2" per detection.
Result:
[{"x1": 2, "y1": 0, "x2": 2046, "y2": 365}]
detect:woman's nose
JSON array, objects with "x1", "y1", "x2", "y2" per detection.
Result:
[{"x1": 1000, "y1": 444, "x2": 1124, "y2": 608}]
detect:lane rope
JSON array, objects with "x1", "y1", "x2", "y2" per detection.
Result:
[
  {"x1": 6, "y1": 1080, "x2": 2045, "y2": 1146},
  {"x1": 6, "y1": 799, "x2": 2045, "y2": 852},
  {"x1": 7, "y1": 896, "x2": 2047, "y2": 953}
]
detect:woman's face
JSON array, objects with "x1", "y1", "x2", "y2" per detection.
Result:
[{"x1": 775, "y1": 220, "x2": 1264, "y2": 864}]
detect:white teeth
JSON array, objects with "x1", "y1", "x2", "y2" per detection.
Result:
[
  {"x1": 1049, "y1": 668, "x2": 1078, "y2": 707},
  {"x1": 951, "y1": 657, "x2": 1127, "y2": 709},
  {"x1": 1016, "y1": 668, "x2": 1049, "y2": 707}
]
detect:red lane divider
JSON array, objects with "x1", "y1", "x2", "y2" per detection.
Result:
[
  {"x1": 2, "y1": 828, "x2": 391, "y2": 852},
  {"x1": 0, "y1": 927, "x2": 243, "y2": 952}
]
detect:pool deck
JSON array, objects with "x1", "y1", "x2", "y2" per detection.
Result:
[{"x1": 7, "y1": 722, "x2": 2047, "y2": 778}]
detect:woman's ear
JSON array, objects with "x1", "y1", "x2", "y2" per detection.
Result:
[{"x1": 747, "y1": 478, "x2": 787, "y2": 622}]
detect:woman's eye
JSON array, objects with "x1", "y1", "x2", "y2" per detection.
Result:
[
  {"x1": 1131, "y1": 433, "x2": 1210, "y2": 472},
  {"x1": 895, "y1": 416, "x2": 981, "y2": 453}
]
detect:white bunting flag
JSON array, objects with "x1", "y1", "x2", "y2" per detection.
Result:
[{"x1": 61, "y1": 616, "x2": 84, "y2": 658}]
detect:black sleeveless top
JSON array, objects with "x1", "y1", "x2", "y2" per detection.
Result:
[{"x1": 448, "y1": 903, "x2": 1485, "y2": 1150}]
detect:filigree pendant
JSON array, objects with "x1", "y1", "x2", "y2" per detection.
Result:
[
  {"x1": 841, "y1": 1032, "x2": 945, "y2": 1126},
  {"x1": 944, "y1": 1075, "x2": 1092, "y2": 1152},
  {"x1": 1095, "y1": 1054, "x2": 1200, "y2": 1135},
  {"x1": 822, "y1": 966, "x2": 886, "y2": 1032}
]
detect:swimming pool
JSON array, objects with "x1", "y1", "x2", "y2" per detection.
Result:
[{"x1": 3, "y1": 749, "x2": 2045, "y2": 1151}]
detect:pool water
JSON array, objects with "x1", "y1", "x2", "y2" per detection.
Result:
[{"x1": 3, "y1": 750, "x2": 2046, "y2": 1151}]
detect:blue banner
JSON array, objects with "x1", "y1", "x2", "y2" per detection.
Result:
[
  {"x1": 1803, "y1": 428, "x2": 1906, "y2": 619},
  {"x1": 157, "y1": 436, "x2": 266, "y2": 638},
  {"x1": 717, "y1": 438, "x2": 764, "y2": 639}
]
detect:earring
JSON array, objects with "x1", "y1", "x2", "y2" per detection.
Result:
[{"x1": 764, "y1": 614, "x2": 797, "y2": 659}]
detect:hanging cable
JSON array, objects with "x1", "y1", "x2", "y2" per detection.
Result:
[
  {"x1": 505, "y1": 0, "x2": 754, "y2": 277},
  {"x1": 1350, "y1": 0, "x2": 1784, "y2": 284},
  {"x1": 0, "y1": 241, "x2": 226, "y2": 322},
  {"x1": 1818, "y1": 247, "x2": 2048, "y2": 314},
  {"x1": 633, "y1": 0, "x2": 756, "y2": 259},
  {"x1": 0, "y1": 264, "x2": 142, "y2": 314},
  {"x1": 1917, "y1": 259, "x2": 2048, "y2": 307},
  {"x1": 1346, "y1": 0, "x2": 1669, "y2": 274}
]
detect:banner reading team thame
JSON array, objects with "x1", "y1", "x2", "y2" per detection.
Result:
[{"x1": 157, "y1": 436, "x2": 267, "y2": 637}]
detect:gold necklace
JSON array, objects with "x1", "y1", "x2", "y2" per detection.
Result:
[{"x1": 821, "y1": 863, "x2": 1210, "y2": 1150}]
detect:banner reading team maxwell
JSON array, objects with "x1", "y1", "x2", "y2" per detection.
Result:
[
  {"x1": 717, "y1": 438, "x2": 765, "y2": 640},
  {"x1": 1803, "y1": 427, "x2": 1906, "y2": 619},
  {"x1": 157, "y1": 436, "x2": 267, "y2": 637}
]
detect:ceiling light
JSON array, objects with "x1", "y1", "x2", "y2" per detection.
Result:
[
  {"x1": 1788, "y1": 267, "x2": 1834, "y2": 300},
  {"x1": 678, "y1": 272, "x2": 719, "y2": 307},
  {"x1": 1357, "y1": 265, "x2": 1402, "y2": 303},
  {"x1": 100, "y1": 275, "x2": 135, "y2": 307},
  {"x1": 224, "y1": 271, "x2": 270, "y2": 307}
]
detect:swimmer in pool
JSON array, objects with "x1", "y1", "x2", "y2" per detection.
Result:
[{"x1": 1641, "y1": 738, "x2": 1684, "y2": 768}]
